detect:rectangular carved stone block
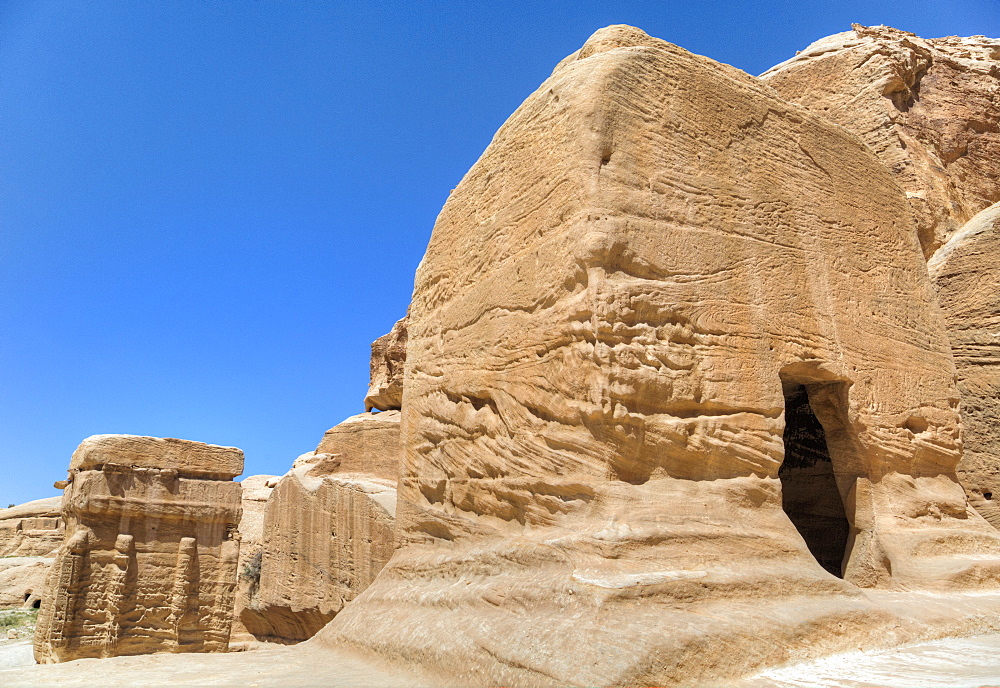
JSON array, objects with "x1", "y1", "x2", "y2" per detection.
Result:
[{"x1": 34, "y1": 435, "x2": 244, "y2": 663}]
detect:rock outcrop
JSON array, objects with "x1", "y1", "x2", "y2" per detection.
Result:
[
  {"x1": 364, "y1": 317, "x2": 407, "y2": 412},
  {"x1": 34, "y1": 435, "x2": 244, "y2": 663},
  {"x1": 318, "y1": 25, "x2": 1000, "y2": 687},
  {"x1": 239, "y1": 412, "x2": 398, "y2": 642},
  {"x1": 229, "y1": 475, "x2": 278, "y2": 644},
  {"x1": 0, "y1": 497, "x2": 62, "y2": 558},
  {"x1": 929, "y1": 202, "x2": 1000, "y2": 520},
  {"x1": 761, "y1": 24, "x2": 1000, "y2": 257},
  {"x1": 0, "y1": 497, "x2": 62, "y2": 611}
]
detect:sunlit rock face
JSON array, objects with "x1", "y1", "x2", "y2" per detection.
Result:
[
  {"x1": 239, "y1": 412, "x2": 398, "y2": 643},
  {"x1": 929, "y1": 202, "x2": 1000, "y2": 521},
  {"x1": 365, "y1": 317, "x2": 408, "y2": 412},
  {"x1": 762, "y1": 24, "x2": 1000, "y2": 258},
  {"x1": 0, "y1": 497, "x2": 63, "y2": 609},
  {"x1": 34, "y1": 435, "x2": 243, "y2": 663},
  {"x1": 317, "y1": 25, "x2": 1000, "y2": 687}
]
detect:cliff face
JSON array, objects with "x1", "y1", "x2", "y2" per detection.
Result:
[
  {"x1": 929, "y1": 202, "x2": 1000, "y2": 517},
  {"x1": 762, "y1": 24, "x2": 1000, "y2": 257},
  {"x1": 34, "y1": 435, "x2": 243, "y2": 663},
  {"x1": 240, "y1": 412, "x2": 398, "y2": 643},
  {"x1": 316, "y1": 25, "x2": 1000, "y2": 687}
]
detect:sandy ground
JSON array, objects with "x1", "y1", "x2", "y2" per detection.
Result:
[
  {"x1": 739, "y1": 633, "x2": 1000, "y2": 688},
  {"x1": 0, "y1": 640, "x2": 33, "y2": 669},
  {"x1": 0, "y1": 642, "x2": 438, "y2": 687},
  {"x1": 7, "y1": 591, "x2": 1000, "y2": 687}
]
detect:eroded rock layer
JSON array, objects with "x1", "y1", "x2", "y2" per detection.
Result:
[
  {"x1": 0, "y1": 497, "x2": 63, "y2": 558},
  {"x1": 0, "y1": 497, "x2": 63, "y2": 611},
  {"x1": 229, "y1": 475, "x2": 278, "y2": 644},
  {"x1": 34, "y1": 435, "x2": 243, "y2": 663},
  {"x1": 240, "y1": 412, "x2": 398, "y2": 642},
  {"x1": 930, "y1": 202, "x2": 1000, "y2": 516},
  {"x1": 319, "y1": 25, "x2": 1000, "y2": 687},
  {"x1": 762, "y1": 24, "x2": 1000, "y2": 257},
  {"x1": 365, "y1": 317, "x2": 408, "y2": 412}
]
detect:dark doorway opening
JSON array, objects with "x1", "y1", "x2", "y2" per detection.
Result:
[{"x1": 779, "y1": 383, "x2": 850, "y2": 577}]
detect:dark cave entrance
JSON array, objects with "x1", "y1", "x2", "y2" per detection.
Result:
[{"x1": 779, "y1": 382, "x2": 851, "y2": 578}]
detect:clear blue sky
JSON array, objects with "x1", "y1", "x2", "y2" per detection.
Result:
[{"x1": 2, "y1": 1, "x2": 996, "y2": 506}]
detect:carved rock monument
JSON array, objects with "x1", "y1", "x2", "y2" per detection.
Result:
[
  {"x1": 318, "y1": 25, "x2": 1000, "y2": 686},
  {"x1": 34, "y1": 435, "x2": 244, "y2": 663}
]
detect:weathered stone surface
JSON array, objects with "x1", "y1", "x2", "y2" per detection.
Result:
[
  {"x1": 0, "y1": 557, "x2": 53, "y2": 609},
  {"x1": 34, "y1": 435, "x2": 244, "y2": 663},
  {"x1": 314, "y1": 410, "x2": 402, "y2": 482},
  {"x1": 70, "y1": 434, "x2": 243, "y2": 479},
  {"x1": 229, "y1": 476, "x2": 278, "y2": 644},
  {"x1": 240, "y1": 413, "x2": 398, "y2": 643},
  {"x1": 0, "y1": 497, "x2": 63, "y2": 558},
  {"x1": 929, "y1": 202, "x2": 1000, "y2": 514},
  {"x1": 762, "y1": 24, "x2": 1000, "y2": 257},
  {"x1": 364, "y1": 318, "x2": 407, "y2": 412},
  {"x1": 0, "y1": 497, "x2": 62, "y2": 613},
  {"x1": 318, "y1": 25, "x2": 1000, "y2": 687}
]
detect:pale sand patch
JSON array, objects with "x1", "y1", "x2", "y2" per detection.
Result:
[{"x1": 0, "y1": 643, "x2": 440, "y2": 687}]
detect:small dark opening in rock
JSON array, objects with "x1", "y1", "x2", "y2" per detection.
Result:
[
  {"x1": 985, "y1": 492, "x2": 993, "y2": 501},
  {"x1": 779, "y1": 383, "x2": 851, "y2": 578},
  {"x1": 32, "y1": 598, "x2": 40, "y2": 609},
  {"x1": 23, "y1": 593, "x2": 30, "y2": 601}
]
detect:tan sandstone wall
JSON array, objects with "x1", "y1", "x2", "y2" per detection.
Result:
[
  {"x1": 929, "y1": 202, "x2": 1000, "y2": 522},
  {"x1": 229, "y1": 475, "x2": 278, "y2": 644},
  {"x1": 34, "y1": 435, "x2": 243, "y2": 663},
  {"x1": 318, "y1": 25, "x2": 1000, "y2": 687},
  {"x1": 0, "y1": 497, "x2": 63, "y2": 558},
  {"x1": 761, "y1": 24, "x2": 1000, "y2": 257},
  {"x1": 364, "y1": 317, "x2": 407, "y2": 412},
  {"x1": 239, "y1": 412, "x2": 398, "y2": 642},
  {"x1": 0, "y1": 497, "x2": 63, "y2": 610}
]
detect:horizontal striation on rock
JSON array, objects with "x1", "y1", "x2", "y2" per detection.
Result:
[
  {"x1": 318, "y1": 24, "x2": 1000, "y2": 687},
  {"x1": 762, "y1": 24, "x2": 1000, "y2": 257},
  {"x1": 34, "y1": 435, "x2": 243, "y2": 663}
]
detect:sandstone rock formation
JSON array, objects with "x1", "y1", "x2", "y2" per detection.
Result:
[
  {"x1": 0, "y1": 497, "x2": 63, "y2": 611},
  {"x1": 761, "y1": 24, "x2": 1000, "y2": 257},
  {"x1": 0, "y1": 497, "x2": 62, "y2": 558},
  {"x1": 34, "y1": 435, "x2": 244, "y2": 663},
  {"x1": 229, "y1": 475, "x2": 278, "y2": 644},
  {"x1": 318, "y1": 25, "x2": 1000, "y2": 686},
  {"x1": 364, "y1": 317, "x2": 407, "y2": 412},
  {"x1": 0, "y1": 557, "x2": 52, "y2": 609},
  {"x1": 240, "y1": 412, "x2": 398, "y2": 642},
  {"x1": 929, "y1": 201, "x2": 1000, "y2": 523}
]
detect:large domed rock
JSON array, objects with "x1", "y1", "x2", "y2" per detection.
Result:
[{"x1": 316, "y1": 25, "x2": 1000, "y2": 686}]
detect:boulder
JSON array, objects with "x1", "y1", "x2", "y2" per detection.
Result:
[
  {"x1": 34, "y1": 435, "x2": 243, "y2": 663},
  {"x1": 929, "y1": 202, "x2": 1000, "y2": 515},
  {"x1": 364, "y1": 317, "x2": 407, "y2": 412},
  {"x1": 317, "y1": 25, "x2": 1000, "y2": 687},
  {"x1": 761, "y1": 24, "x2": 1000, "y2": 257},
  {"x1": 240, "y1": 412, "x2": 398, "y2": 643}
]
